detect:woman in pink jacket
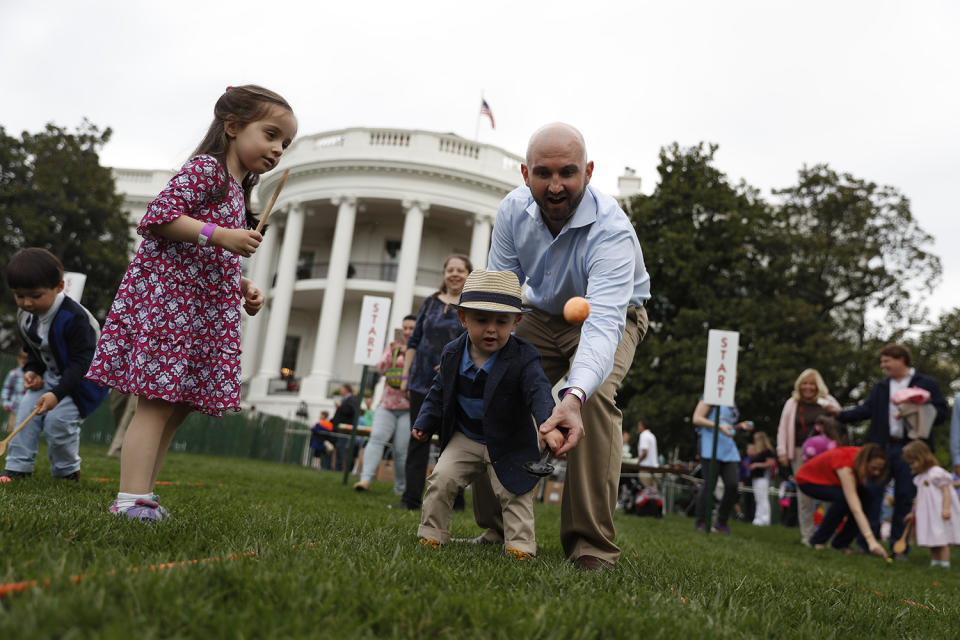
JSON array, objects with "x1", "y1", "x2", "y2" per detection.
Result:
[{"x1": 776, "y1": 368, "x2": 840, "y2": 546}]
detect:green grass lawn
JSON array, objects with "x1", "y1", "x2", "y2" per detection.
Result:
[{"x1": 0, "y1": 444, "x2": 957, "y2": 639}]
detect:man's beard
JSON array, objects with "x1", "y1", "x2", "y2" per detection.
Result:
[{"x1": 534, "y1": 188, "x2": 586, "y2": 226}]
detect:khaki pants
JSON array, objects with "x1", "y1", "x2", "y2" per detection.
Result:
[
  {"x1": 419, "y1": 431, "x2": 537, "y2": 555},
  {"x1": 472, "y1": 306, "x2": 647, "y2": 564}
]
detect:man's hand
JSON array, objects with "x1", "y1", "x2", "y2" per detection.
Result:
[
  {"x1": 539, "y1": 396, "x2": 584, "y2": 456},
  {"x1": 944, "y1": 507, "x2": 952, "y2": 520},
  {"x1": 23, "y1": 371, "x2": 43, "y2": 390},
  {"x1": 779, "y1": 454, "x2": 790, "y2": 468},
  {"x1": 214, "y1": 228, "x2": 262, "y2": 257},
  {"x1": 34, "y1": 392, "x2": 59, "y2": 415},
  {"x1": 411, "y1": 428, "x2": 428, "y2": 442},
  {"x1": 824, "y1": 404, "x2": 841, "y2": 417}
]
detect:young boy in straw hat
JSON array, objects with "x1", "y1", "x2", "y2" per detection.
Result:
[{"x1": 412, "y1": 269, "x2": 563, "y2": 558}]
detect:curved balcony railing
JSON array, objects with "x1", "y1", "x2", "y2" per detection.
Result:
[{"x1": 284, "y1": 261, "x2": 443, "y2": 287}]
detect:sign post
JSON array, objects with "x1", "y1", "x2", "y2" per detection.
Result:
[
  {"x1": 63, "y1": 272, "x2": 87, "y2": 302},
  {"x1": 342, "y1": 296, "x2": 392, "y2": 485},
  {"x1": 702, "y1": 329, "x2": 739, "y2": 534}
]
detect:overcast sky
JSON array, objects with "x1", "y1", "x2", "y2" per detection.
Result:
[{"x1": 3, "y1": 0, "x2": 957, "y2": 323}]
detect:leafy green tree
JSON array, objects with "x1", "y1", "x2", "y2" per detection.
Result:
[
  {"x1": 0, "y1": 120, "x2": 132, "y2": 351},
  {"x1": 619, "y1": 145, "x2": 944, "y2": 457},
  {"x1": 620, "y1": 143, "x2": 820, "y2": 454},
  {"x1": 768, "y1": 165, "x2": 942, "y2": 403},
  {"x1": 912, "y1": 307, "x2": 960, "y2": 397}
]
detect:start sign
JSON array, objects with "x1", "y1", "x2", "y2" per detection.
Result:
[
  {"x1": 353, "y1": 296, "x2": 392, "y2": 366},
  {"x1": 702, "y1": 330, "x2": 739, "y2": 406}
]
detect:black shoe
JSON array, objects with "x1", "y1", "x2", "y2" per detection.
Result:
[
  {"x1": 0, "y1": 469, "x2": 33, "y2": 482},
  {"x1": 57, "y1": 471, "x2": 80, "y2": 482}
]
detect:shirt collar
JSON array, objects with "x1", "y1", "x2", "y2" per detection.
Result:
[
  {"x1": 38, "y1": 292, "x2": 66, "y2": 325},
  {"x1": 460, "y1": 339, "x2": 499, "y2": 375},
  {"x1": 891, "y1": 368, "x2": 915, "y2": 385}
]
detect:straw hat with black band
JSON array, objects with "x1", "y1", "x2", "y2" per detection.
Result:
[{"x1": 452, "y1": 269, "x2": 529, "y2": 314}]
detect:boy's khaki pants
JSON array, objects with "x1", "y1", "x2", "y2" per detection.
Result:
[
  {"x1": 472, "y1": 306, "x2": 647, "y2": 564},
  {"x1": 418, "y1": 431, "x2": 537, "y2": 555}
]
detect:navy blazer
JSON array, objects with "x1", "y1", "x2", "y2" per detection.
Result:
[
  {"x1": 18, "y1": 297, "x2": 108, "y2": 418},
  {"x1": 838, "y1": 371, "x2": 948, "y2": 450},
  {"x1": 413, "y1": 332, "x2": 556, "y2": 495}
]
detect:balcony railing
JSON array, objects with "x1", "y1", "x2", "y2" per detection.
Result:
[{"x1": 291, "y1": 261, "x2": 443, "y2": 287}]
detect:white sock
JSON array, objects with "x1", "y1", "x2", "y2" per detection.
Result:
[{"x1": 115, "y1": 492, "x2": 153, "y2": 511}]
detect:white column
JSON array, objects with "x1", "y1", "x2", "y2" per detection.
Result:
[
  {"x1": 388, "y1": 199, "x2": 427, "y2": 333},
  {"x1": 240, "y1": 222, "x2": 279, "y2": 382},
  {"x1": 248, "y1": 202, "x2": 304, "y2": 398},
  {"x1": 469, "y1": 212, "x2": 493, "y2": 269},
  {"x1": 300, "y1": 195, "x2": 357, "y2": 398}
]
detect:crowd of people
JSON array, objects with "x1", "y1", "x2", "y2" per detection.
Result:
[{"x1": 2, "y1": 85, "x2": 959, "y2": 574}]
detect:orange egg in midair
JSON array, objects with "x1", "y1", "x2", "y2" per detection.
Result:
[{"x1": 563, "y1": 297, "x2": 590, "y2": 324}]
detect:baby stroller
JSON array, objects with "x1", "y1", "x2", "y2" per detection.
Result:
[{"x1": 619, "y1": 478, "x2": 664, "y2": 518}]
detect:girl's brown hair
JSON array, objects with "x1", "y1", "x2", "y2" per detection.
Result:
[
  {"x1": 902, "y1": 440, "x2": 939, "y2": 474},
  {"x1": 814, "y1": 415, "x2": 849, "y2": 446},
  {"x1": 852, "y1": 443, "x2": 888, "y2": 483},
  {"x1": 192, "y1": 85, "x2": 294, "y2": 230},
  {"x1": 438, "y1": 254, "x2": 474, "y2": 294}
]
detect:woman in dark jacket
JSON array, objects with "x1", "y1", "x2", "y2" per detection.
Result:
[{"x1": 395, "y1": 254, "x2": 472, "y2": 510}]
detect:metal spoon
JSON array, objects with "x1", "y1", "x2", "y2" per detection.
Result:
[{"x1": 523, "y1": 447, "x2": 555, "y2": 477}]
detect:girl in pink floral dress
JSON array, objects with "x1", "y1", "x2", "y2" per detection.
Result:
[{"x1": 87, "y1": 85, "x2": 297, "y2": 521}]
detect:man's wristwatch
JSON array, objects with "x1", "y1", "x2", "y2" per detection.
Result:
[{"x1": 563, "y1": 387, "x2": 586, "y2": 405}]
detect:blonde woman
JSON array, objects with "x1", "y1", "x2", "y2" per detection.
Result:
[
  {"x1": 748, "y1": 432, "x2": 776, "y2": 525},
  {"x1": 776, "y1": 369, "x2": 840, "y2": 544}
]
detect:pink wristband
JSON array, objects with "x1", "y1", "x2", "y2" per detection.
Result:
[
  {"x1": 198, "y1": 222, "x2": 217, "y2": 246},
  {"x1": 563, "y1": 388, "x2": 585, "y2": 405}
]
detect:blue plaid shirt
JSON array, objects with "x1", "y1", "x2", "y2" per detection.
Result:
[{"x1": 455, "y1": 342, "x2": 499, "y2": 444}]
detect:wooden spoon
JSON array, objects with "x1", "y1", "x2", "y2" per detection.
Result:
[
  {"x1": 0, "y1": 408, "x2": 40, "y2": 457},
  {"x1": 892, "y1": 518, "x2": 914, "y2": 555},
  {"x1": 254, "y1": 168, "x2": 290, "y2": 233}
]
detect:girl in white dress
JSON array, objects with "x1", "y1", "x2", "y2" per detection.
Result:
[{"x1": 903, "y1": 441, "x2": 960, "y2": 568}]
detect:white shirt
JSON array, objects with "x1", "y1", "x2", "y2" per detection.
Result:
[
  {"x1": 888, "y1": 368, "x2": 915, "y2": 438},
  {"x1": 488, "y1": 184, "x2": 651, "y2": 398},
  {"x1": 637, "y1": 429, "x2": 658, "y2": 467}
]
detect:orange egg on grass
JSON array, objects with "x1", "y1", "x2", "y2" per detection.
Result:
[{"x1": 563, "y1": 296, "x2": 590, "y2": 324}]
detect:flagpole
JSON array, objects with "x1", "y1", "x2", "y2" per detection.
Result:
[{"x1": 474, "y1": 90, "x2": 483, "y2": 141}]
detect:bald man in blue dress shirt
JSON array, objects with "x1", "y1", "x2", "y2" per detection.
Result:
[{"x1": 471, "y1": 123, "x2": 651, "y2": 571}]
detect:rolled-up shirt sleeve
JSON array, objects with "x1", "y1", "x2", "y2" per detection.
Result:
[{"x1": 565, "y1": 227, "x2": 635, "y2": 398}]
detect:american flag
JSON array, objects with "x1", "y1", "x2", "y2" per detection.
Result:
[{"x1": 480, "y1": 99, "x2": 495, "y2": 129}]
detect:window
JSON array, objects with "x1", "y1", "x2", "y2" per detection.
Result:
[{"x1": 382, "y1": 239, "x2": 401, "y2": 281}]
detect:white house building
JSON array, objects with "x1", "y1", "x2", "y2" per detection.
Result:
[
  {"x1": 114, "y1": 126, "x2": 643, "y2": 420},
  {"x1": 114, "y1": 127, "x2": 525, "y2": 419}
]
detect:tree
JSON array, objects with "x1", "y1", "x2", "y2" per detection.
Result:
[
  {"x1": 769, "y1": 166, "x2": 942, "y2": 402},
  {"x1": 913, "y1": 308, "x2": 960, "y2": 395},
  {"x1": 620, "y1": 143, "x2": 821, "y2": 454},
  {"x1": 619, "y1": 145, "x2": 944, "y2": 457},
  {"x1": 0, "y1": 120, "x2": 133, "y2": 351}
]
